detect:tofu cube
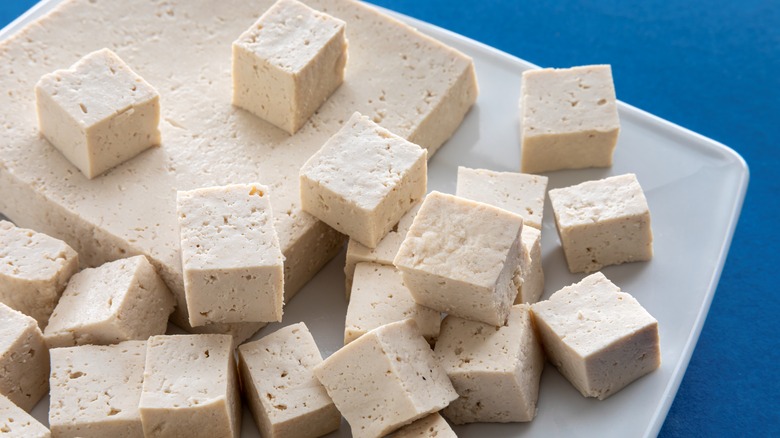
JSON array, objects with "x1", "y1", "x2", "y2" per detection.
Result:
[
  {"x1": 35, "y1": 48, "x2": 161, "y2": 179},
  {"x1": 313, "y1": 319, "x2": 457, "y2": 438},
  {"x1": 237, "y1": 323, "x2": 339, "y2": 438},
  {"x1": 520, "y1": 65, "x2": 620, "y2": 173},
  {"x1": 232, "y1": 0, "x2": 347, "y2": 134},
  {"x1": 394, "y1": 192, "x2": 524, "y2": 326},
  {"x1": 531, "y1": 272, "x2": 661, "y2": 399},
  {"x1": 139, "y1": 335, "x2": 241, "y2": 438},
  {"x1": 43, "y1": 255, "x2": 175, "y2": 349},
  {"x1": 548, "y1": 173, "x2": 653, "y2": 273},
  {"x1": 517, "y1": 227, "x2": 544, "y2": 304},
  {"x1": 388, "y1": 413, "x2": 455, "y2": 438},
  {"x1": 177, "y1": 183, "x2": 284, "y2": 327},
  {"x1": 0, "y1": 303, "x2": 49, "y2": 412},
  {"x1": 49, "y1": 341, "x2": 146, "y2": 437},
  {"x1": 0, "y1": 395, "x2": 50, "y2": 437},
  {"x1": 0, "y1": 220, "x2": 79, "y2": 328}
]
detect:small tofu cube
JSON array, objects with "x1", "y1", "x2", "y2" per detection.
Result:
[
  {"x1": 394, "y1": 192, "x2": 524, "y2": 326},
  {"x1": 531, "y1": 272, "x2": 661, "y2": 400},
  {"x1": 0, "y1": 395, "x2": 50, "y2": 437},
  {"x1": 237, "y1": 323, "x2": 339, "y2": 438},
  {"x1": 35, "y1": 48, "x2": 161, "y2": 179},
  {"x1": 517, "y1": 227, "x2": 544, "y2": 304},
  {"x1": 139, "y1": 335, "x2": 241, "y2": 438},
  {"x1": 388, "y1": 413, "x2": 455, "y2": 438},
  {"x1": 520, "y1": 65, "x2": 620, "y2": 173},
  {"x1": 0, "y1": 303, "x2": 49, "y2": 412},
  {"x1": 43, "y1": 255, "x2": 174, "y2": 349},
  {"x1": 232, "y1": 0, "x2": 347, "y2": 134},
  {"x1": 313, "y1": 319, "x2": 457, "y2": 438},
  {"x1": 0, "y1": 220, "x2": 79, "y2": 328},
  {"x1": 548, "y1": 173, "x2": 653, "y2": 273},
  {"x1": 49, "y1": 341, "x2": 146, "y2": 437}
]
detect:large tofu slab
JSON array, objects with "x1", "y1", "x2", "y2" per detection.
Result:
[
  {"x1": 0, "y1": 395, "x2": 50, "y2": 438},
  {"x1": 0, "y1": 303, "x2": 49, "y2": 412}
]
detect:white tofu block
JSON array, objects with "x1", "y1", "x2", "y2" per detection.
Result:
[
  {"x1": 233, "y1": 0, "x2": 347, "y2": 135},
  {"x1": 43, "y1": 255, "x2": 174, "y2": 349},
  {"x1": 548, "y1": 173, "x2": 653, "y2": 273},
  {"x1": 49, "y1": 341, "x2": 146, "y2": 438},
  {"x1": 388, "y1": 413, "x2": 455, "y2": 438},
  {"x1": 394, "y1": 192, "x2": 524, "y2": 326},
  {"x1": 0, "y1": 220, "x2": 79, "y2": 328},
  {"x1": 177, "y1": 184, "x2": 284, "y2": 327},
  {"x1": 139, "y1": 334, "x2": 241, "y2": 438},
  {"x1": 34, "y1": 48, "x2": 161, "y2": 179},
  {"x1": 0, "y1": 303, "x2": 49, "y2": 412},
  {"x1": 0, "y1": 395, "x2": 50, "y2": 438},
  {"x1": 520, "y1": 65, "x2": 619, "y2": 173},
  {"x1": 300, "y1": 112, "x2": 427, "y2": 248},
  {"x1": 517, "y1": 227, "x2": 544, "y2": 304},
  {"x1": 313, "y1": 319, "x2": 457, "y2": 438},
  {"x1": 238, "y1": 323, "x2": 339, "y2": 438},
  {"x1": 345, "y1": 262, "x2": 440, "y2": 345},
  {"x1": 531, "y1": 272, "x2": 661, "y2": 400}
]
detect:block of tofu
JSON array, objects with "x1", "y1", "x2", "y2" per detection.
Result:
[
  {"x1": 388, "y1": 413, "x2": 455, "y2": 438},
  {"x1": 0, "y1": 395, "x2": 50, "y2": 437},
  {"x1": 49, "y1": 341, "x2": 146, "y2": 438},
  {"x1": 300, "y1": 112, "x2": 427, "y2": 248},
  {"x1": 434, "y1": 304, "x2": 544, "y2": 424},
  {"x1": 178, "y1": 184, "x2": 284, "y2": 327},
  {"x1": 313, "y1": 319, "x2": 457, "y2": 438},
  {"x1": 520, "y1": 65, "x2": 620, "y2": 173},
  {"x1": 531, "y1": 272, "x2": 661, "y2": 400},
  {"x1": 345, "y1": 262, "x2": 440, "y2": 344},
  {"x1": 34, "y1": 48, "x2": 161, "y2": 179},
  {"x1": 139, "y1": 334, "x2": 240, "y2": 438},
  {"x1": 517, "y1": 226, "x2": 544, "y2": 304},
  {"x1": 0, "y1": 220, "x2": 79, "y2": 328},
  {"x1": 233, "y1": 0, "x2": 347, "y2": 135},
  {"x1": 0, "y1": 303, "x2": 49, "y2": 412},
  {"x1": 43, "y1": 255, "x2": 174, "y2": 348},
  {"x1": 548, "y1": 173, "x2": 653, "y2": 273},
  {"x1": 394, "y1": 191, "x2": 524, "y2": 326},
  {"x1": 238, "y1": 323, "x2": 339, "y2": 438}
]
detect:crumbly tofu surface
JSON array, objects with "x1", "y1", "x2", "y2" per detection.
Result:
[
  {"x1": 0, "y1": 220, "x2": 79, "y2": 328},
  {"x1": 517, "y1": 226, "x2": 544, "y2": 304},
  {"x1": 520, "y1": 65, "x2": 620, "y2": 173},
  {"x1": 237, "y1": 322, "x2": 339, "y2": 438},
  {"x1": 0, "y1": 395, "x2": 50, "y2": 438},
  {"x1": 43, "y1": 255, "x2": 174, "y2": 348},
  {"x1": 388, "y1": 413, "x2": 455, "y2": 438},
  {"x1": 313, "y1": 319, "x2": 457, "y2": 438},
  {"x1": 0, "y1": 303, "x2": 49, "y2": 412},
  {"x1": 548, "y1": 173, "x2": 653, "y2": 273},
  {"x1": 49, "y1": 341, "x2": 146, "y2": 438},
  {"x1": 531, "y1": 272, "x2": 661, "y2": 400},
  {"x1": 233, "y1": 0, "x2": 347, "y2": 134}
]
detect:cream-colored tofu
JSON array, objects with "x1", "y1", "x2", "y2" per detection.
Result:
[
  {"x1": 139, "y1": 334, "x2": 240, "y2": 438},
  {"x1": 300, "y1": 112, "x2": 427, "y2": 248},
  {"x1": 49, "y1": 341, "x2": 146, "y2": 438},
  {"x1": 177, "y1": 184, "x2": 284, "y2": 327},
  {"x1": 388, "y1": 413, "x2": 455, "y2": 438},
  {"x1": 394, "y1": 191, "x2": 524, "y2": 326},
  {"x1": 548, "y1": 173, "x2": 653, "y2": 273},
  {"x1": 43, "y1": 255, "x2": 174, "y2": 348},
  {"x1": 531, "y1": 272, "x2": 661, "y2": 400},
  {"x1": 345, "y1": 262, "x2": 440, "y2": 345},
  {"x1": 233, "y1": 0, "x2": 347, "y2": 135},
  {"x1": 517, "y1": 226, "x2": 544, "y2": 304},
  {"x1": 0, "y1": 395, "x2": 50, "y2": 437},
  {"x1": 0, "y1": 303, "x2": 49, "y2": 412},
  {"x1": 313, "y1": 319, "x2": 457, "y2": 438},
  {"x1": 238, "y1": 323, "x2": 339, "y2": 438},
  {"x1": 34, "y1": 48, "x2": 160, "y2": 179},
  {"x1": 0, "y1": 220, "x2": 78, "y2": 328},
  {"x1": 520, "y1": 65, "x2": 619, "y2": 173}
]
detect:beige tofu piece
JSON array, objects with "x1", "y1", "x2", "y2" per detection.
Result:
[
  {"x1": 49, "y1": 341, "x2": 146, "y2": 437},
  {"x1": 0, "y1": 220, "x2": 78, "y2": 328},
  {"x1": 0, "y1": 303, "x2": 49, "y2": 412},
  {"x1": 300, "y1": 112, "x2": 427, "y2": 248},
  {"x1": 177, "y1": 184, "x2": 284, "y2": 327},
  {"x1": 517, "y1": 226, "x2": 544, "y2": 304},
  {"x1": 139, "y1": 334, "x2": 240, "y2": 438},
  {"x1": 233, "y1": 0, "x2": 347, "y2": 135},
  {"x1": 34, "y1": 48, "x2": 160, "y2": 179},
  {"x1": 345, "y1": 262, "x2": 440, "y2": 345},
  {"x1": 0, "y1": 395, "x2": 50, "y2": 437},
  {"x1": 531, "y1": 272, "x2": 661, "y2": 400},
  {"x1": 394, "y1": 192, "x2": 524, "y2": 326},
  {"x1": 388, "y1": 413, "x2": 455, "y2": 438},
  {"x1": 548, "y1": 173, "x2": 653, "y2": 273},
  {"x1": 313, "y1": 319, "x2": 457, "y2": 438},
  {"x1": 520, "y1": 65, "x2": 620, "y2": 173},
  {"x1": 43, "y1": 255, "x2": 174, "y2": 349},
  {"x1": 237, "y1": 323, "x2": 339, "y2": 438}
]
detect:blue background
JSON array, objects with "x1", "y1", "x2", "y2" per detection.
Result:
[{"x1": 2, "y1": 0, "x2": 778, "y2": 436}]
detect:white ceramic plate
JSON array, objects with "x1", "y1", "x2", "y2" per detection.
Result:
[{"x1": 3, "y1": 2, "x2": 748, "y2": 437}]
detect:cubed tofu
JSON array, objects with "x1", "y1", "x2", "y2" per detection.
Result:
[
  {"x1": 0, "y1": 395, "x2": 50, "y2": 437},
  {"x1": 517, "y1": 227, "x2": 544, "y2": 304},
  {"x1": 388, "y1": 413, "x2": 455, "y2": 438},
  {"x1": 0, "y1": 303, "x2": 49, "y2": 412}
]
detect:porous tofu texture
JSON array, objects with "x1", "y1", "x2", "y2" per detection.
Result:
[
  {"x1": 388, "y1": 413, "x2": 455, "y2": 438},
  {"x1": 517, "y1": 226, "x2": 544, "y2": 304},
  {"x1": 0, "y1": 395, "x2": 50, "y2": 437},
  {"x1": 0, "y1": 303, "x2": 49, "y2": 412}
]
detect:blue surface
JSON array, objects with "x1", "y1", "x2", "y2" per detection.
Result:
[{"x1": 2, "y1": 0, "x2": 778, "y2": 436}]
